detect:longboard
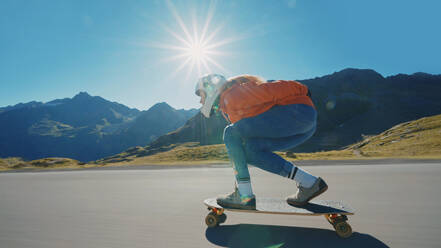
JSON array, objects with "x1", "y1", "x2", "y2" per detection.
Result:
[{"x1": 204, "y1": 197, "x2": 355, "y2": 238}]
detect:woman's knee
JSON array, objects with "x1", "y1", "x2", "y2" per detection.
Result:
[{"x1": 223, "y1": 124, "x2": 239, "y2": 144}]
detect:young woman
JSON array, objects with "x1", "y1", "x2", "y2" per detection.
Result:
[{"x1": 195, "y1": 74, "x2": 327, "y2": 209}]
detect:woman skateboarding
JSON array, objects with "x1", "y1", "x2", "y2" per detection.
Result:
[{"x1": 195, "y1": 74, "x2": 328, "y2": 210}]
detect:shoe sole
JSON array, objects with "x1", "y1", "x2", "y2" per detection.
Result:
[
  {"x1": 287, "y1": 179, "x2": 328, "y2": 207},
  {"x1": 216, "y1": 200, "x2": 256, "y2": 210}
]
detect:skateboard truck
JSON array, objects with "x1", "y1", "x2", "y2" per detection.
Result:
[{"x1": 324, "y1": 214, "x2": 352, "y2": 238}]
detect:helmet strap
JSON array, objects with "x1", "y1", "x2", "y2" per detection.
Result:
[{"x1": 210, "y1": 96, "x2": 221, "y2": 116}]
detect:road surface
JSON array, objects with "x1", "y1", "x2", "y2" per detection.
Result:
[{"x1": 1, "y1": 161, "x2": 440, "y2": 247}]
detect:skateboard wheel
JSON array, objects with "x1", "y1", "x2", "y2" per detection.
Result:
[
  {"x1": 334, "y1": 221, "x2": 352, "y2": 238},
  {"x1": 205, "y1": 213, "x2": 219, "y2": 228}
]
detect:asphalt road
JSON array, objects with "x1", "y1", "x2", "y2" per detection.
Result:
[{"x1": 0, "y1": 161, "x2": 440, "y2": 248}]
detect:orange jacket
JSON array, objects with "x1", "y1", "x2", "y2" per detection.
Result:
[{"x1": 219, "y1": 80, "x2": 314, "y2": 123}]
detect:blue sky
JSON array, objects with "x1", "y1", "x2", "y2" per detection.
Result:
[{"x1": 1, "y1": 0, "x2": 440, "y2": 110}]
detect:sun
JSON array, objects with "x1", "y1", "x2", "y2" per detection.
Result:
[
  {"x1": 186, "y1": 41, "x2": 208, "y2": 63},
  {"x1": 152, "y1": 1, "x2": 239, "y2": 79}
]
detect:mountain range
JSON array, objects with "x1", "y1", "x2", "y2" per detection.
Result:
[
  {"x1": 1, "y1": 68, "x2": 440, "y2": 162},
  {"x1": 0, "y1": 92, "x2": 197, "y2": 161}
]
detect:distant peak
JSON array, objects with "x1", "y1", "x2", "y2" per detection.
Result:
[
  {"x1": 152, "y1": 102, "x2": 171, "y2": 108},
  {"x1": 73, "y1": 92, "x2": 92, "y2": 99},
  {"x1": 76, "y1": 91, "x2": 90, "y2": 96},
  {"x1": 148, "y1": 102, "x2": 174, "y2": 112},
  {"x1": 153, "y1": 102, "x2": 171, "y2": 107}
]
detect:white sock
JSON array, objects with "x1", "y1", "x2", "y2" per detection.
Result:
[
  {"x1": 288, "y1": 164, "x2": 318, "y2": 188},
  {"x1": 236, "y1": 180, "x2": 254, "y2": 197}
]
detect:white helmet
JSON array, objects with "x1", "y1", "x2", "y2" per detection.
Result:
[{"x1": 195, "y1": 74, "x2": 227, "y2": 118}]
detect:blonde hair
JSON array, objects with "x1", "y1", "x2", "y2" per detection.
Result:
[{"x1": 226, "y1": 74, "x2": 265, "y2": 85}]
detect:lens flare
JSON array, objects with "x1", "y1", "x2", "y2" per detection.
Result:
[
  {"x1": 187, "y1": 41, "x2": 208, "y2": 63},
  {"x1": 153, "y1": 0, "x2": 236, "y2": 79}
]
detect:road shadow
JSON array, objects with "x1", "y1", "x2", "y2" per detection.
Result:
[{"x1": 205, "y1": 224, "x2": 388, "y2": 248}]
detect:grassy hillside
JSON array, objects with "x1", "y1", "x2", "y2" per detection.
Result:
[
  {"x1": 283, "y1": 114, "x2": 441, "y2": 160},
  {"x1": 345, "y1": 113, "x2": 441, "y2": 158}
]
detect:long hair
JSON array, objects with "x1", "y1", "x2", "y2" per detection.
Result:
[{"x1": 226, "y1": 74, "x2": 265, "y2": 87}]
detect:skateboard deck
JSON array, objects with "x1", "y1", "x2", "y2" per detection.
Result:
[{"x1": 203, "y1": 197, "x2": 355, "y2": 238}]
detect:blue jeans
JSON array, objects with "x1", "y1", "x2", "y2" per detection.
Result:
[{"x1": 223, "y1": 104, "x2": 317, "y2": 183}]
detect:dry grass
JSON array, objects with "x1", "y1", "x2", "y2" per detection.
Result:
[
  {"x1": 347, "y1": 114, "x2": 441, "y2": 158},
  {"x1": 0, "y1": 157, "x2": 25, "y2": 171},
  {"x1": 0, "y1": 157, "x2": 85, "y2": 171}
]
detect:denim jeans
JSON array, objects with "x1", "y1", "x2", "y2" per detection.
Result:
[{"x1": 223, "y1": 104, "x2": 317, "y2": 183}]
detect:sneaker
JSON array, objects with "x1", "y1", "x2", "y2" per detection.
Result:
[
  {"x1": 216, "y1": 187, "x2": 256, "y2": 210},
  {"x1": 286, "y1": 177, "x2": 328, "y2": 206}
]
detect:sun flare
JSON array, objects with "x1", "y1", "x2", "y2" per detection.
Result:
[
  {"x1": 187, "y1": 41, "x2": 208, "y2": 63},
  {"x1": 152, "y1": 1, "x2": 238, "y2": 79}
]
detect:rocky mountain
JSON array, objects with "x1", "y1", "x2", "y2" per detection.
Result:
[
  {"x1": 149, "y1": 68, "x2": 441, "y2": 152},
  {"x1": 0, "y1": 93, "x2": 197, "y2": 161},
  {"x1": 111, "y1": 102, "x2": 199, "y2": 148}
]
